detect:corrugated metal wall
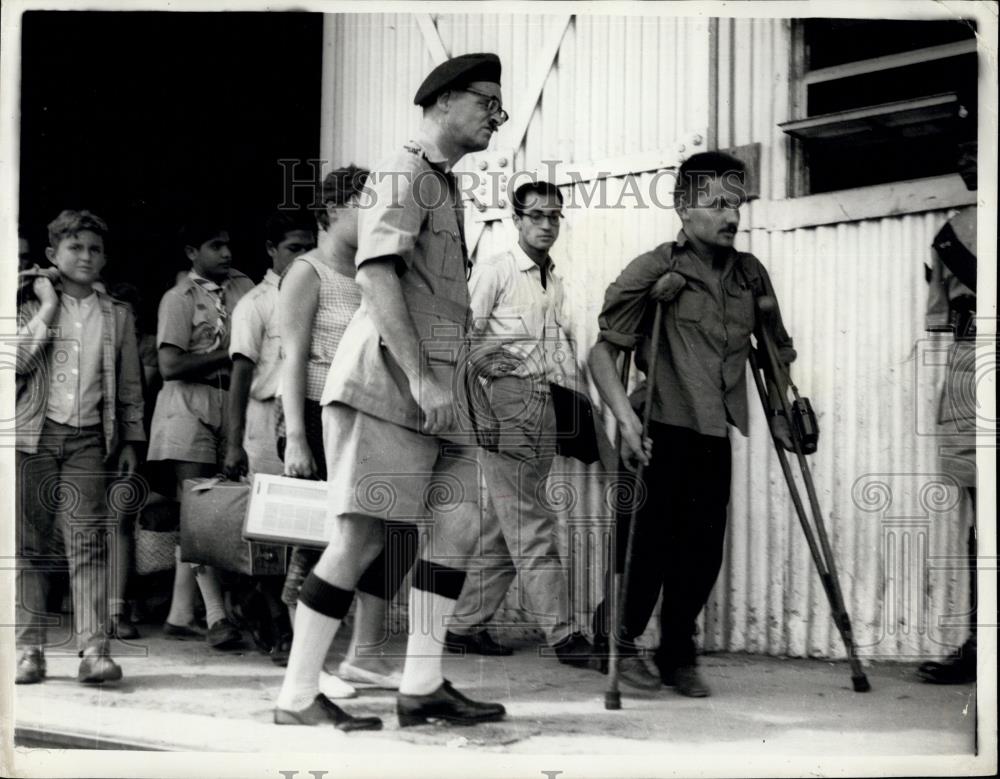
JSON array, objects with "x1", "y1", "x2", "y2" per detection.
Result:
[
  {"x1": 705, "y1": 212, "x2": 974, "y2": 660},
  {"x1": 323, "y1": 13, "x2": 974, "y2": 660}
]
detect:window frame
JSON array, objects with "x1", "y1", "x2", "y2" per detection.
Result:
[{"x1": 785, "y1": 20, "x2": 976, "y2": 198}]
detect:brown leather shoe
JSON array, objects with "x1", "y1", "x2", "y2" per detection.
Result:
[
  {"x1": 444, "y1": 630, "x2": 513, "y2": 656},
  {"x1": 78, "y1": 646, "x2": 123, "y2": 684},
  {"x1": 917, "y1": 641, "x2": 976, "y2": 685},
  {"x1": 553, "y1": 632, "x2": 596, "y2": 669},
  {"x1": 617, "y1": 655, "x2": 662, "y2": 691},
  {"x1": 112, "y1": 616, "x2": 140, "y2": 640},
  {"x1": 274, "y1": 694, "x2": 382, "y2": 732},
  {"x1": 15, "y1": 647, "x2": 46, "y2": 685},
  {"x1": 163, "y1": 620, "x2": 206, "y2": 640},
  {"x1": 664, "y1": 665, "x2": 710, "y2": 697},
  {"x1": 397, "y1": 680, "x2": 506, "y2": 727},
  {"x1": 207, "y1": 618, "x2": 242, "y2": 649}
]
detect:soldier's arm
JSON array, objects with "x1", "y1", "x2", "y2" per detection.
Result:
[{"x1": 356, "y1": 258, "x2": 455, "y2": 435}]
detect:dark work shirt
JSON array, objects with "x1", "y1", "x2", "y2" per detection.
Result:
[{"x1": 597, "y1": 230, "x2": 795, "y2": 437}]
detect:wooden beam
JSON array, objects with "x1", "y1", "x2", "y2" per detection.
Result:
[
  {"x1": 416, "y1": 14, "x2": 449, "y2": 66},
  {"x1": 503, "y1": 15, "x2": 573, "y2": 151},
  {"x1": 467, "y1": 220, "x2": 487, "y2": 257},
  {"x1": 779, "y1": 93, "x2": 959, "y2": 140},
  {"x1": 549, "y1": 134, "x2": 705, "y2": 187},
  {"x1": 762, "y1": 174, "x2": 975, "y2": 232},
  {"x1": 804, "y1": 40, "x2": 976, "y2": 85}
]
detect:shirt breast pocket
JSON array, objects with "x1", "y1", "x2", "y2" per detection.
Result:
[
  {"x1": 428, "y1": 208, "x2": 466, "y2": 281},
  {"x1": 726, "y1": 283, "x2": 756, "y2": 338},
  {"x1": 675, "y1": 286, "x2": 705, "y2": 323}
]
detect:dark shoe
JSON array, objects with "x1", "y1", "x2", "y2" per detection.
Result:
[
  {"x1": 163, "y1": 620, "x2": 206, "y2": 640},
  {"x1": 270, "y1": 633, "x2": 292, "y2": 667},
  {"x1": 552, "y1": 632, "x2": 595, "y2": 669},
  {"x1": 664, "y1": 665, "x2": 710, "y2": 697},
  {"x1": 617, "y1": 654, "x2": 662, "y2": 691},
  {"x1": 444, "y1": 629, "x2": 512, "y2": 656},
  {"x1": 78, "y1": 646, "x2": 123, "y2": 684},
  {"x1": 112, "y1": 616, "x2": 140, "y2": 640},
  {"x1": 15, "y1": 648, "x2": 46, "y2": 685},
  {"x1": 917, "y1": 642, "x2": 976, "y2": 684},
  {"x1": 207, "y1": 618, "x2": 242, "y2": 649},
  {"x1": 274, "y1": 694, "x2": 382, "y2": 732},
  {"x1": 397, "y1": 679, "x2": 506, "y2": 727}
]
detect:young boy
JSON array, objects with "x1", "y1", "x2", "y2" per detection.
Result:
[
  {"x1": 15, "y1": 209, "x2": 145, "y2": 685},
  {"x1": 223, "y1": 211, "x2": 316, "y2": 481},
  {"x1": 147, "y1": 217, "x2": 254, "y2": 648}
]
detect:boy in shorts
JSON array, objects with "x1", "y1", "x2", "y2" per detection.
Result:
[{"x1": 147, "y1": 217, "x2": 254, "y2": 648}]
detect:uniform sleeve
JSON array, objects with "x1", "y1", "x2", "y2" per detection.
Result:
[
  {"x1": 15, "y1": 299, "x2": 47, "y2": 376},
  {"x1": 116, "y1": 306, "x2": 146, "y2": 443},
  {"x1": 356, "y1": 153, "x2": 425, "y2": 270},
  {"x1": 597, "y1": 250, "x2": 671, "y2": 351},
  {"x1": 229, "y1": 291, "x2": 264, "y2": 363},
  {"x1": 467, "y1": 259, "x2": 504, "y2": 336},
  {"x1": 756, "y1": 261, "x2": 796, "y2": 365},
  {"x1": 156, "y1": 287, "x2": 192, "y2": 350}
]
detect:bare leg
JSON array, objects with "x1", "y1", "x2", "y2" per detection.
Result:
[
  {"x1": 345, "y1": 592, "x2": 396, "y2": 676},
  {"x1": 109, "y1": 518, "x2": 132, "y2": 623},
  {"x1": 164, "y1": 461, "x2": 217, "y2": 627}
]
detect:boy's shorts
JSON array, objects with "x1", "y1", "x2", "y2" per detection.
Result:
[
  {"x1": 321, "y1": 402, "x2": 481, "y2": 562},
  {"x1": 148, "y1": 381, "x2": 228, "y2": 465}
]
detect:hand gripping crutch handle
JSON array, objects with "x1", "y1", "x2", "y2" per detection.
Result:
[{"x1": 605, "y1": 301, "x2": 664, "y2": 710}]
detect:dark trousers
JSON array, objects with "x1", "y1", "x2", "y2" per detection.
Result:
[
  {"x1": 594, "y1": 422, "x2": 731, "y2": 669},
  {"x1": 16, "y1": 420, "x2": 114, "y2": 651}
]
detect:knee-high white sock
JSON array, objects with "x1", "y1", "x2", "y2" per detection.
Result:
[
  {"x1": 276, "y1": 602, "x2": 342, "y2": 711},
  {"x1": 398, "y1": 588, "x2": 457, "y2": 696},
  {"x1": 193, "y1": 565, "x2": 227, "y2": 627}
]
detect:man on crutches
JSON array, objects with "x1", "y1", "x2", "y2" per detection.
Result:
[{"x1": 588, "y1": 151, "x2": 796, "y2": 698}]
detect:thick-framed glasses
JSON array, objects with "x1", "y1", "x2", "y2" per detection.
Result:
[
  {"x1": 462, "y1": 88, "x2": 510, "y2": 125},
  {"x1": 521, "y1": 211, "x2": 564, "y2": 226}
]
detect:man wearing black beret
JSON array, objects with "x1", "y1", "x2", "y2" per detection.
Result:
[{"x1": 274, "y1": 53, "x2": 511, "y2": 730}]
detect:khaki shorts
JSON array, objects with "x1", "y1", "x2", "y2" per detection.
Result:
[
  {"x1": 322, "y1": 402, "x2": 481, "y2": 562},
  {"x1": 148, "y1": 381, "x2": 227, "y2": 465}
]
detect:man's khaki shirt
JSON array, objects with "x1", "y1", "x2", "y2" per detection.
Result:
[{"x1": 598, "y1": 230, "x2": 795, "y2": 437}]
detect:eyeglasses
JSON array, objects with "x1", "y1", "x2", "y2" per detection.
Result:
[
  {"x1": 462, "y1": 88, "x2": 509, "y2": 125},
  {"x1": 520, "y1": 211, "x2": 564, "y2": 226}
]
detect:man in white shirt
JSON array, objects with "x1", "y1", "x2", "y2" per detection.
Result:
[{"x1": 445, "y1": 180, "x2": 594, "y2": 667}]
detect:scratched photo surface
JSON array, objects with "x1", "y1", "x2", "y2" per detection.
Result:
[{"x1": 0, "y1": 1, "x2": 995, "y2": 778}]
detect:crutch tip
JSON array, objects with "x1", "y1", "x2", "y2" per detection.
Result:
[
  {"x1": 852, "y1": 674, "x2": 871, "y2": 692},
  {"x1": 604, "y1": 690, "x2": 622, "y2": 710}
]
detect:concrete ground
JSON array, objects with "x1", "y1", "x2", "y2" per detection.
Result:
[{"x1": 10, "y1": 623, "x2": 979, "y2": 769}]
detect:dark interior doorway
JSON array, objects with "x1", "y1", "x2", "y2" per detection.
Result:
[{"x1": 18, "y1": 10, "x2": 323, "y2": 334}]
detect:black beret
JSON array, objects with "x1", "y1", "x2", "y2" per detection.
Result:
[{"x1": 413, "y1": 52, "x2": 502, "y2": 107}]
